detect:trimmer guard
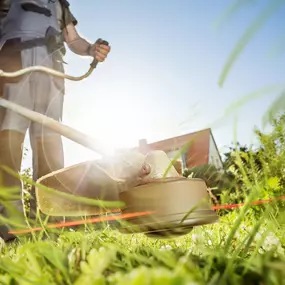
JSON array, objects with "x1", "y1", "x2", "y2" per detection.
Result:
[
  {"x1": 36, "y1": 160, "x2": 124, "y2": 216},
  {"x1": 35, "y1": 150, "x2": 219, "y2": 238}
]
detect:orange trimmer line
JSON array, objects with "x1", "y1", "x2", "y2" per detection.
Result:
[
  {"x1": 211, "y1": 195, "x2": 285, "y2": 210},
  {"x1": 9, "y1": 195, "x2": 285, "y2": 235},
  {"x1": 9, "y1": 211, "x2": 154, "y2": 235}
]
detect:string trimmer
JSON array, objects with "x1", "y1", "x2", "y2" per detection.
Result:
[{"x1": 0, "y1": 44, "x2": 218, "y2": 238}]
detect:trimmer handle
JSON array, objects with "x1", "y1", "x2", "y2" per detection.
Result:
[{"x1": 90, "y1": 39, "x2": 110, "y2": 68}]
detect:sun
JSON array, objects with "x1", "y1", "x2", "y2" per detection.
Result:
[{"x1": 62, "y1": 94, "x2": 149, "y2": 167}]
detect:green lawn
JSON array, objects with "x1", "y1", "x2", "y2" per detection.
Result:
[{"x1": 0, "y1": 207, "x2": 284, "y2": 285}]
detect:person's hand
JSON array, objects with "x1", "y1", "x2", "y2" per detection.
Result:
[{"x1": 89, "y1": 39, "x2": 111, "y2": 62}]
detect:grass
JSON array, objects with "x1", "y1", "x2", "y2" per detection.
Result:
[{"x1": 0, "y1": 201, "x2": 284, "y2": 284}]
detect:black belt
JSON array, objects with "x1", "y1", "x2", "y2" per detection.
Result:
[{"x1": 1, "y1": 37, "x2": 47, "y2": 53}]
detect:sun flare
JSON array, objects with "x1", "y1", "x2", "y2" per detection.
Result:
[{"x1": 62, "y1": 95, "x2": 150, "y2": 166}]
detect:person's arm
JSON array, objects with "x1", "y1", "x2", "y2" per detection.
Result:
[
  {"x1": 62, "y1": 23, "x2": 92, "y2": 56},
  {"x1": 63, "y1": 23, "x2": 110, "y2": 61},
  {"x1": 59, "y1": 4, "x2": 91, "y2": 56}
]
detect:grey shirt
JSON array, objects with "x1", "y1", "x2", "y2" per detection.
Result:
[{"x1": 0, "y1": 0, "x2": 78, "y2": 38}]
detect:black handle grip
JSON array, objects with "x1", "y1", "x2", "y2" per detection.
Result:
[
  {"x1": 90, "y1": 39, "x2": 110, "y2": 68},
  {"x1": 101, "y1": 40, "x2": 109, "y2": 46}
]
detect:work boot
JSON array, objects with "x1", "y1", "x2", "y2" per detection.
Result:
[
  {"x1": 0, "y1": 130, "x2": 25, "y2": 242},
  {"x1": 29, "y1": 134, "x2": 64, "y2": 222}
]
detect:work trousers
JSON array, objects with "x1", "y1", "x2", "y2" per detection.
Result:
[{"x1": 0, "y1": 44, "x2": 65, "y2": 241}]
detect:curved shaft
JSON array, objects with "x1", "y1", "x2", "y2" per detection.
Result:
[
  {"x1": 0, "y1": 63, "x2": 95, "y2": 81},
  {"x1": 0, "y1": 60, "x2": 106, "y2": 153}
]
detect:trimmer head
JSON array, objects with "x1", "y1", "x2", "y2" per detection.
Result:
[
  {"x1": 35, "y1": 150, "x2": 219, "y2": 238},
  {"x1": 119, "y1": 177, "x2": 218, "y2": 238}
]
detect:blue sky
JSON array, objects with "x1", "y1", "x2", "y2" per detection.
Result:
[{"x1": 22, "y1": 0, "x2": 285, "y2": 167}]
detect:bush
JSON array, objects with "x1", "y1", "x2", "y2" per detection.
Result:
[{"x1": 219, "y1": 113, "x2": 285, "y2": 216}]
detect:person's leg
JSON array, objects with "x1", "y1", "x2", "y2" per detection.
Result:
[
  {"x1": 0, "y1": 130, "x2": 26, "y2": 241},
  {"x1": 28, "y1": 66, "x2": 65, "y2": 220},
  {"x1": 29, "y1": 131, "x2": 64, "y2": 219},
  {"x1": 0, "y1": 82, "x2": 31, "y2": 242}
]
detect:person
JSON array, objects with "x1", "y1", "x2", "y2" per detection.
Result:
[{"x1": 0, "y1": 0, "x2": 111, "y2": 242}]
